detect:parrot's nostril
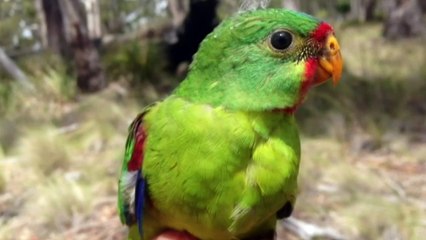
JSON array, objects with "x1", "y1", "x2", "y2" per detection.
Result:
[{"x1": 325, "y1": 35, "x2": 340, "y2": 56}]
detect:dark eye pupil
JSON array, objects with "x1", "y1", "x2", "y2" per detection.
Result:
[{"x1": 270, "y1": 31, "x2": 292, "y2": 50}]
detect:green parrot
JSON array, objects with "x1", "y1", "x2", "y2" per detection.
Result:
[{"x1": 118, "y1": 8, "x2": 343, "y2": 240}]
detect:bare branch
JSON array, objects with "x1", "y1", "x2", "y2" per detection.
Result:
[{"x1": 0, "y1": 47, "x2": 35, "y2": 91}]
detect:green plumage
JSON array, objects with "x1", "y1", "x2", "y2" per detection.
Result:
[{"x1": 118, "y1": 8, "x2": 326, "y2": 240}]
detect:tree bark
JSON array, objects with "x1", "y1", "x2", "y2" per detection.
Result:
[
  {"x1": 166, "y1": 0, "x2": 219, "y2": 74},
  {"x1": 37, "y1": 0, "x2": 70, "y2": 58},
  {"x1": 59, "y1": 0, "x2": 106, "y2": 92},
  {"x1": 37, "y1": 0, "x2": 105, "y2": 92},
  {"x1": 282, "y1": 0, "x2": 300, "y2": 11},
  {"x1": 350, "y1": 0, "x2": 377, "y2": 22},
  {"x1": 168, "y1": 0, "x2": 190, "y2": 28},
  {"x1": 383, "y1": 0, "x2": 426, "y2": 39},
  {"x1": 82, "y1": 0, "x2": 102, "y2": 40}
]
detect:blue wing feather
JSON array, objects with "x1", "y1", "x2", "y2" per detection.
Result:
[{"x1": 135, "y1": 170, "x2": 146, "y2": 236}]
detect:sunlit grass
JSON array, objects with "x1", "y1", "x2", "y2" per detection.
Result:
[
  {"x1": 339, "y1": 23, "x2": 426, "y2": 81},
  {"x1": 296, "y1": 137, "x2": 426, "y2": 239},
  {"x1": 0, "y1": 60, "x2": 141, "y2": 238}
]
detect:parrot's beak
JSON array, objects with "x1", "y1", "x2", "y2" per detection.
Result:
[{"x1": 314, "y1": 35, "x2": 343, "y2": 86}]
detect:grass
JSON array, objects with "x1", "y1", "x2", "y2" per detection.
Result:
[{"x1": 0, "y1": 23, "x2": 425, "y2": 239}]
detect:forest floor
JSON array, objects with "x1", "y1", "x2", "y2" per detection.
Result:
[{"x1": 0, "y1": 24, "x2": 425, "y2": 240}]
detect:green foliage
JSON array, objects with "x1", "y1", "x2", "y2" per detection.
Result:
[
  {"x1": 335, "y1": 0, "x2": 351, "y2": 14},
  {"x1": 104, "y1": 40, "x2": 166, "y2": 85},
  {"x1": 0, "y1": 0, "x2": 38, "y2": 48},
  {"x1": 0, "y1": 83, "x2": 14, "y2": 116},
  {"x1": 0, "y1": 17, "x2": 20, "y2": 46}
]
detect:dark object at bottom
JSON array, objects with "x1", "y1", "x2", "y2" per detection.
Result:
[
  {"x1": 276, "y1": 202, "x2": 293, "y2": 219},
  {"x1": 242, "y1": 229, "x2": 275, "y2": 240}
]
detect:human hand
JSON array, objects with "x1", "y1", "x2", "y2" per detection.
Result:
[{"x1": 152, "y1": 230, "x2": 198, "y2": 240}]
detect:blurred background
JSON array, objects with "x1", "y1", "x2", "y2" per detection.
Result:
[{"x1": 0, "y1": 0, "x2": 424, "y2": 239}]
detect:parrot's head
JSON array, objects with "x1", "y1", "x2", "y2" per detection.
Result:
[{"x1": 175, "y1": 9, "x2": 343, "y2": 113}]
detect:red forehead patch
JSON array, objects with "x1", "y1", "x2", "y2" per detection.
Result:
[{"x1": 311, "y1": 22, "x2": 333, "y2": 43}]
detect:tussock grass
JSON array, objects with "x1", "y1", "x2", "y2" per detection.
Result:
[
  {"x1": 16, "y1": 127, "x2": 72, "y2": 175},
  {"x1": 23, "y1": 176, "x2": 94, "y2": 229},
  {"x1": 0, "y1": 59, "x2": 142, "y2": 238}
]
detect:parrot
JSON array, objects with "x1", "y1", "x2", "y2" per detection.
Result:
[{"x1": 118, "y1": 8, "x2": 343, "y2": 240}]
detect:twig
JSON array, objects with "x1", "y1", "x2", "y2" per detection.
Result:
[
  {"x1": 378, "y1": 170, "x2": 407, "y2": 198},
  {"x1": 0, "y1": 47, "x2": 35, "y2": 91},
  {"x1": 57, "y1": 123, "x2": 80, "y2": 134},
  {"x1": 280, "y1": 217, "x2": 346, "y2": 240}
]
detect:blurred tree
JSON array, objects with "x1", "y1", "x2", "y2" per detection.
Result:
[
  {"x1": 36, "y1": 0, "x2": 105, "y2": 92},
  {"x1": 36, "y1": 0, "x2": 69, "y2": 57},
  {"x1": 350, "y1": 0, "x2": 377, "y2": 22},
  {"x1": 166, "y1": 0, "x2": 219, "y2": 75},
  {"x1": 383, "y1": 0, "x2": 426, "y2": 39},
  {"x1": 168, "y1": 0, "x2": 190, "y2": 28},
  {"x1": 282, "y1": 0, "x2": 300, "y2": 10},
  {"x1": 82, "y1": 0, "x2": 102, "y2": 42}
]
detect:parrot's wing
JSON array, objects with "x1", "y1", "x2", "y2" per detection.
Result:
[{"x1": 118, "y1": 107, "x2": 151, "y2": 236}]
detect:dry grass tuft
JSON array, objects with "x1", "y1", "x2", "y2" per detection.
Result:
[
  {"x1": 23, "y1": 176, "x2": 94, "y2": 229},
  {"x1": 16, "y1": 127, "x2": 72, "y2": 175}
]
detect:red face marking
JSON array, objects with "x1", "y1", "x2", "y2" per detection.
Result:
[
  {"x1": 310, "y1": 22, "x2": 334, "y2": 43},
  {"x1": 282, "y1": 58, "x2": 318, "y2": 114},
  {"x1": 128, "y1": 124, "x2": 147, "y2": 171},
  {"x1": 277, "y1": 22, "x2": 334, "y2": 115}
]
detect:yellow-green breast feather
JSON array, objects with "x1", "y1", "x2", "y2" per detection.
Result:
[{"x1": 131, "y1": 97, "x2": 300, "y2": 240}]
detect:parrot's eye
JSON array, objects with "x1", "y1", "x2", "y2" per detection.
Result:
[{"x1": 269, "y1": 30, "x2": 293, "y2": 51}]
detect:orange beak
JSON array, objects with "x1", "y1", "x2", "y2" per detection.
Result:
[{"x1": 314, "y1": 35, "x2": 343, "y2": 86}]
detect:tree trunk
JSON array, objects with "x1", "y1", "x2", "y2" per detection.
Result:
[
  {"x1": 168, "y1": 0, "x2": 190, "y2": 28},
  {"x1": 383, "y1": 0, "x2": 426, "y2": 39},
  {"x1": 166, "y1": 0, "x2": 219, "y2": 74},
  {"x1": 59, "y1": 0, "x2": 106, "y2": 92},
  {"x1": 37, "y1": 0, "x2": 106, "y2": 92},
  {"x1": 37, "y1": 0, "x2": 70, "y2": 58},
  {"x1": 350, "y1": 0, "x2": 377, "y2": 22},
  {"x1": 82, "y1": 0, "x2": 102, "y2": 41},
  {"x1": 282, "y1": 0, "x2": 300, "y2": 11},
  {"x1": 365, "y1": 0, "x2": 377, "y2": 21}
]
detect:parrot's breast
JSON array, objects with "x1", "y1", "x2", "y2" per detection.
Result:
[{"x1": 141, "y1": 97, "x2": 301, "y2": 240}]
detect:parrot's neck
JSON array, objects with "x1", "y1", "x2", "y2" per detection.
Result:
[{"x1": 174, "y1": 65, "x2": 306, "y2": 113}]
